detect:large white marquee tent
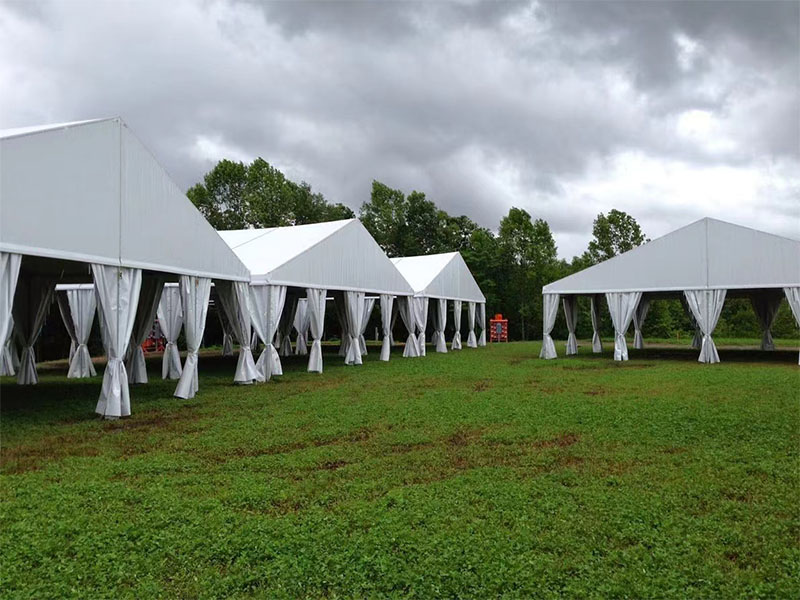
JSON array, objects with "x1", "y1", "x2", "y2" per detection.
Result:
[
  {"x1": 0, "y1": 118, "x2": 251, "y2": 417},
  {"x1": 391, "y1": 252, "x2": 487, "y2": 355},
  {"x1": 541, "y1": 218, "x2": 800, "y2": 363},
  {"x1": 219, "y1": 219, "x2": 415, "y2": 373}
]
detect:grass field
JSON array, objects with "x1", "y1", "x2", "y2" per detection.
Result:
[{"x1": 2, "y1": 340, "x2": 799, "y2": 599}]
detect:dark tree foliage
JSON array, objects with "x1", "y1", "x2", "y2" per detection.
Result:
[{"x1": 585, "y1": 209, "x2": 647, "y2": 264}]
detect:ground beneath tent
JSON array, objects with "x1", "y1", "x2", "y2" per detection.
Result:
[{"x1": 1, "y1": 340, "x2": 799, "y2": 598}]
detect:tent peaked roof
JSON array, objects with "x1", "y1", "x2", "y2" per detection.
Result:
[
  {"x1": 543, "y1": 217, "x2": 800, "y2": 295},
  {"x1": 218, "y1": 219, "x2": 415, "y2": 295},
  {"x1": 0, "y1": 117, "x2": 250, "y2": 281},
  {"x1": 391, "y1": 252, "x2": 486, "y2": 302}
]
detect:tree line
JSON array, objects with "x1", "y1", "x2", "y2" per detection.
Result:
[{"x1": 189, "y1": 158, "x2": 797, "y2": 342}]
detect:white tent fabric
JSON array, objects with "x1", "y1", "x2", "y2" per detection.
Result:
[
  {"x1": 783, "y1": 287, "x2": 800, "y2": 364},
  {"x1": 379, "y1": 294, "x2": 394, "y2": 361},
  {"x1": 174, "y1": 276, "x2": 211, "y2": 398},
  {"x1": 216, "y1": 307, "x2": 235, "y2": 357},
  {"x1": 249, "y1": 284, "x2": 286, "y2": 381},
  {"x1": 359, "y1": 297, "x2": 376, "y2": 355},
  {"x1": 414, "y1": 296, "x2": 429, "y2": 356},
  {"x1": 563, "y1": 296, "x2": 578, "y2": 356},
  {"x1": 0, "y1": 253, "x2": 22, "y2": 377},
  {"x1": 389, "y1": 302, "x2": 398, "y2": 347},
  {"x1": 343, "y1": 291, "x2": 365, "y2": 366},
  {"x1": 433, "y1": 298, "x2": 448, "y2": 353},
  {"x1": 306, "y1": 288, "x2": 327, "y2": 372},
  {"x1": 126, "y1": 276, "x2": 165, "y2": 384},
  {"x1": 451, "y1": 300, "x2": 462, "y2": 351},
  {"x1": 590, "y1": 295, "x2": 603, "y2": 353},
  {"x1": 632, "y1": 297, "x2": 651, "y2": 350},
  {"x1": 58, "y1": 287, "x2": 97, "y2": 378},
  {"x1": 750, "y1": 291, "x2": 784, "y2": 351},
  {"x1": 13, "y1": 278, "x2": 55, "y2": 385},
  {"x1": 1, "y1": 333, "x2": 17, "y2": 376},
  {"x1": 216, "y1": 280, "x2": 258, "y2": 384},
  {"x1": 467, "y1": 302, "x2": 478, "y2": 348},
  {"x1": 293, "y1": 298, "x2": 310, "y2": 356},
  {"x1": 398, "y1": 297, "x2": 419, "y2": 358},
  {"x1": 478, "y1": 303, "x2": 487, "y2": 347},
  {"x1": 334, "y1": 294, "x2": 349, "y2": 358},
  {"x1": 684, "y1": 290, "x2": 726, "y2": 364},
  {"x1": 540, "y1": 294, "x2": 559, "y2": 359},
  {"x1": 391, "y1": 252, "x2": 485, "y2": 303},
  {"x1": 157, "y1": 286, "x2": 183, "y2": 380},
  {"x1": 277, "y1": 298, "x2": 297, "y2": 357},
  {"x1": 56, "y1": 293, "x2": 77, "y2": 367},
  {"x1": 93, "y1": 264, "x2": 141, "y2": 417},
  {"x1": 606, "y1": 292, "x2": 642, "y2": 361}
]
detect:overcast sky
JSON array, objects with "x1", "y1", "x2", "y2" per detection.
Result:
[{"x1": 1, "y1": 0, "x2": 798, "y2": 257}]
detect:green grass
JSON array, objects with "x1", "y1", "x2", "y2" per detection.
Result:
[{"x1": 1, "y1": 341, "x2": 799, "y2": 599}]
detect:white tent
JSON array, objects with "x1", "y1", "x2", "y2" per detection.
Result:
[
  {"x1": 541, "y1": 218, "x2": 800, "y2": 363},
  {"x1": 219, "y1": 219, "x2": 415, "y2": 372},
  {"x1": 0, "y1": 118, "x2": 251, "y2": 416},
  {"x1": 391, "y1": 252, "x2": 487, "y2": 353}
]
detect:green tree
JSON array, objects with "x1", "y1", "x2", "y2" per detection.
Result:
[
  {"x1": 187, "y1": 159, "x2": 250, "y2": 230},
  {"x1": 586, "y1": 209, "x2": 647, "y2": 264}
]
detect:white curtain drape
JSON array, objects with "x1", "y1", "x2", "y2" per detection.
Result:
[
  {"x1": 680, "y1": 297, "x2": 702, "y2": 349},
  {"x1": 59, "y1": 288, "x2": 97, "y2": 378},
  {"x1": 466, "y1": 301, "x2": 477, "y2": 348},
  {"x1": 174, "y1": 276, "x2": 211, "y2": 398},
  {"x1": 540, "y1": 293, "x2": 559, "y2": 359},
  {"x1": 157, "y1": 286, "x2": 183, "y2": 380},
  {"x1": 590, "y1": 295, "x2": 603, "y2": 353},
  {"x1": 632, "y1": 297, "x2": 651, "y2": 350},
  {"x1": 750, "y1": 291, "x2": 784, "y2": 351},
  {"x1": 216, "y1": 306, "x2": 235, "y2": 357},
  {"x1": 293, "y1": 298, "x2": 310, "y2": 356},
  {"x1": 683, "y1": 289, "x2": 726, "y2": 364},
  {"x1": 359, "y1": 297, "x2": 376, "y2": 355},
  {"x1": 390, "y1": 302, "x2": 398, "y2": 347},
  {"x1": 343, "y1": 291, "x2": 365, "y2": 366},
  {"x1": 93, "y1": 265, "x2": 142, "y2": 417},
  {"x1": 249, "y1": 284, "x2": 287, "y2": 381},
  {"x1": 216, "y1": 281, "x2": 258, "y2": 384},
  {"x1": 334, "y1": 294, "x2": 349, "y2": 358},
  {"x1": 478, "y1": 303, "x2": 487, "y2": 347},
  {"x1": 451, "y1": 299, "x2": 462, "y2": 350},
  {"x1": 414, "y1": 297, "x2": 429, "y2": 356},
  {"x1": 783, "y1": 287, "x2": 800, "y2": 365},
  {"x1": 306, "y1": 288, "x2": 327, "y2": 372},
  {"x1": 563, "y1": 296, "x2": 578, "y2": 355},
  {"x1": 605, "y1": 292, "x2": 642, "y2": 361},
  {"x1": 277, "y1": 297, "x2": 297, "y2": 357},
  {"x1": 0, "y1": 253, "x2": 22, "y2": 377},
  {"x1": 379, "y1": 294, "x2": 394, "y2": 361},
  {"x1": 398, "y1": 297, "x2": 419, "y2": 358},
  {"x1": 13, "y1": 277, "x2": 56, "y2": 385},
  {"x1": 126, "y1": 276, "x2": 165, "y2": 384},
  {"x1": 433, "y1": 298, "x2": 448, "y2": 353}
]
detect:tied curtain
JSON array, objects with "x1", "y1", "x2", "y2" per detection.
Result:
[
  {"x1": 306, "y1": 288, "x2": 327, "y2": 373},
  {"x1": 590, "y1": 295, "x2": 603, "y2": 353},
  {"x1": 174, "y1": 276, "x2": 212, "y2": 398},
  {"x1": 433, "y1": 298, "x2": 448, "y2": 353},
  {"x1": 379, "y1": 294, "x2": 394, "y2": 361},
  {"x1": 217, "y1": 305, "x2": 235, "y2": 357},
  {"x1": 451, "y1": 300, "x2": 462, "y2": 350},
  {"x1": 467, "y1": 302, "x2": 477, "y2": 348},
  {"x1": 414, "y1": 297, "x2": 429, "y2": 356},
  {"x1": 13, "y1": 277, "x2": 55, "y2": 385},
  {"x1": 277, "y1": 297, "x2": 297, "y2": 357},
  {"x1": 680, "y1": 296, "x2": 702, "y2": 349},
  {"x1": 157, "y1": 286, "x2": 183, "y2": 380},
  {"x1": 334, "y1": 293, "x2": 348, "y2": 358},
  {"x1": 293, "y1": 298, "x2": 310, "y2": 356},
  {"x1": 540, "y1": 293, "x2": 559, "y2": 359},
  {"x1": 216, "y1": 281, "x2": 258, "y2": 384},
  {"x1": 359, "y1": 297, "x2": 376, "y2": 356},
  {"x1": 783, "y1": 287, "x2": 800, "y2": 365},
  {"x1": 478, "y1": 303, "x2": 487, "y2": 347},
  {"x1": 57, "y1": 288, "x2": 97, "y2": 378},
  {"x1": 605, "y1": 292, "x2": 642, "y2": 361},
  {"x1": 563, "y1": 296, "x2": 578, "y2": 356},
  {"x1": 126, "y1": 276, "x2": 165, "y2": 384},
  {"x1": 750, "y1": 291, "x2": 784, "y2": 351},
  {"x1": 93, "y1": 265, "x2": 142, "y2": 418},
  {"x1": 249, "y1": 284, "x2": 286, "y2": 381},
  {"x1": 398, "y1": 297, "x2": 419, "y2": 357},
  {"x1": 632, "y1": 297, "x2": 651, "y2": 350},
  {"x1": 343, "y1": 291, "x2": 365, "y2": 366},
  {"x1": 0, "y1": 253, "x2": 22, "y2": 377},
  {"x1": 683, "y1": 290, "x2": 726, "y2": 364}
]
